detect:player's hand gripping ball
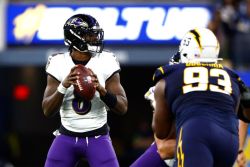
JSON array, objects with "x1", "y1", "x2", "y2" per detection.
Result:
[{"x1": 73, "y1": 65, "x2": 96, "y2": 101}]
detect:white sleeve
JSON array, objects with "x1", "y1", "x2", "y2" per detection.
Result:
[
  {"x1": 45, "y1": 55, "x2": 62, "y2": 82},
  {"x1": 103, "y1": 52, "x2": 121, "y2": 81}
]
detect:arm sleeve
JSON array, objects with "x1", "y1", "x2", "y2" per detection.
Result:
[
  {"x1": 103, "y1": 53, "x2": 121, "y2": 81},
  {"x1": 45, "y1": 55, "x2": 62, "y2": 82}
]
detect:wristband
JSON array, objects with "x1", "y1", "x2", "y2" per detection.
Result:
[
  {"x1": 100, "y1": 91, "x2": 117, "y2": 108},
  {"x1": 238, "y1": 149, "x2": 243, "y2": 154},
  {"x1": 57, "y1": 83, "x2": 67, "y2": 94}
]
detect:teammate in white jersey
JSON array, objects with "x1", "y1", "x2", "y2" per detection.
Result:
[{"x1": 42, "y1": 14, "x2": 128, "y2": 167}]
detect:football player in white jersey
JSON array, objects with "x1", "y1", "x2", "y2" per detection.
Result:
[{"x1": 42, "y1": 14, "x2": 128, "y2": 167}]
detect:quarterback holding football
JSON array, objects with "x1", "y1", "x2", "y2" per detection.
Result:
[{"x1": 42, "y1": 14, "x2": 128, "y2": 167}]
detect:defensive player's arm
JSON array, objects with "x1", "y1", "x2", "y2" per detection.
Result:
[
  {"x1": 42, "y1": 66, "x2": 79, "y2": 117},
  {"x1": 239, "y1": 120, "x2": 249, "y2": 151},
  {"x1": 145, "y1": 86, "x2": 176, "y2": 160},
  {"x1": 97, "y1": 72, "x2": 128, "y2": 115},
  {"x1": 238, "y1": 86, "x2": 250, "y2": 123},
  {"x1": 236, "y1": 120, "x2": 249, "y2": 167},
  {"x1": 239, "y1": 106, "x2": 250, "y2": 122},
  {"x1": 152, "y1": 79, "x2": 173, "y2": 139},
  {"x1": 154, "y1": 121, "x2": 176, "y2": 160}
]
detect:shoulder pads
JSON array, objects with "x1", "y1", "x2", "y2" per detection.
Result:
[{"x1": 152, "y1": 65, "x2": 167, "y2": 84}]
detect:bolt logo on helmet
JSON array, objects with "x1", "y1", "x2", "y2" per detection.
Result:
[
  {"x1": 179, "y1": 28, "x2": 221, "y2": 63},
  {"x1": 64, "y1": 14, "x2": 104, "y2": 53}
]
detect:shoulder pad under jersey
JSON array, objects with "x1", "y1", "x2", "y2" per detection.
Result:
[{"x1": 152, "y1": 65, "x2": 168, "y2": 85}]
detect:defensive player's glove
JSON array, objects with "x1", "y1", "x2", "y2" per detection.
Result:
[{"x1": 144, "y1": 86, "x2": 156, "y2": 109}]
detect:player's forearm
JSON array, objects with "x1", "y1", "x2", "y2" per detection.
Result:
[
  {"x1": 112, "y1": 95, "x2": 128, "y2": 115},
  {"x1": 42, "y1": 92, "x2": 64, "y2": 117},
  {"x1": 98, "y1": 86, "x2": 128, "y2": 115},
  {"x1": 101, "y1": 92, "x2": 127, "y2": 115},
  {"x1": 239, "y1": 120, "x2": 249, "y2": 150},
  {"x1": 152, "y1": 116, "x2": 172, "y2": 139}
]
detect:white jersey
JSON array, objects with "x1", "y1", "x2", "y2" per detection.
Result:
[{"x1": 46, "y1": 51, "x2": 120, "y2": 133}]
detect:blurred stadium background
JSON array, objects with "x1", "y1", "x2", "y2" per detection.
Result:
[{"x1": 0, "y1": 0, "x2": 250, "y2": 166}]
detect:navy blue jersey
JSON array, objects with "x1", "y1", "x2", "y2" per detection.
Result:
[{"x1": 153, "y1": 63, "x2": 244, "y2": 134}]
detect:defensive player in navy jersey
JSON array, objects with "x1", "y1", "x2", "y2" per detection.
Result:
[
  {"x1": 152, "y1": 28, "x2": 250, "y2": 167},
  {"x1": 130, "y1": 54, "x2": 180, "y2": 167},
  {"x1": 42, "y1": 14, "x2": 128, "y2": 167},
  {"x1": 131, "y1": 48, "x2": 250, "y2": 167}
]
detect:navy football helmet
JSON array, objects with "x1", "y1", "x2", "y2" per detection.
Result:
[{"x1": 64, "y1": 14, "x2": 104, "y2": 53}]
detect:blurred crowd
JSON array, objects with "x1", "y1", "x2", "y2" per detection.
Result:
[{"x1": 208, "y1": 0, "x2": 250, "y2": 69}]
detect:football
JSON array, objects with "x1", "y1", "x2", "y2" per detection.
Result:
[{"x1": 73, "y1": 65, "x2": 96, "y2": 101}]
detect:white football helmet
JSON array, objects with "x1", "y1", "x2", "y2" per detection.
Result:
[{"x1": 179, "y1": 28, "x2": 221, "y2": 63}]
